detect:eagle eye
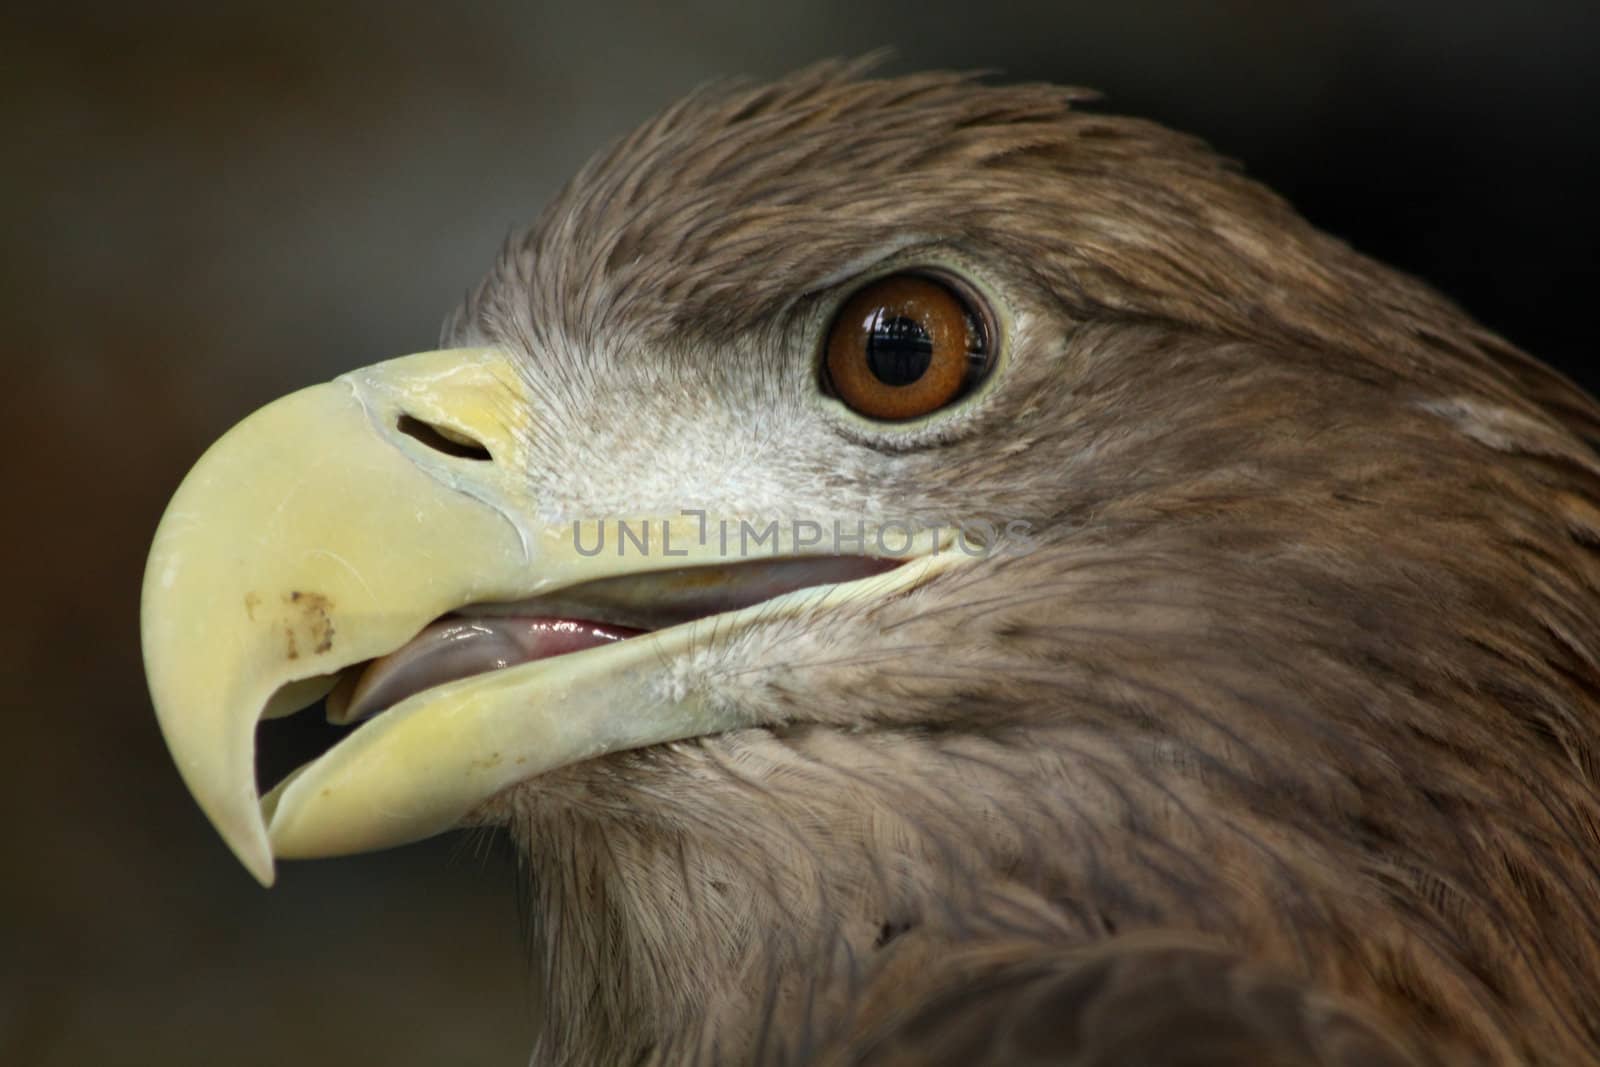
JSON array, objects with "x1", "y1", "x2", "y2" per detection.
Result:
[{"x1": 822, "y1": 272, "x2": 993, "y2": 421}]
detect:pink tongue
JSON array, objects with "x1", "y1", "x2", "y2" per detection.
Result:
[{"x1": 327, "y1": 616, "x2": 642, "y2": 723}]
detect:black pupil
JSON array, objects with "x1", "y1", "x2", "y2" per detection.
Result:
[{"x1": 864, "y1": 313, "x2": 934, "y2": 386}]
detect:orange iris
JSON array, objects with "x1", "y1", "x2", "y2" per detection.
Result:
[{"x1": 824, "y1": 274, "x2": 983, "y2": 420}]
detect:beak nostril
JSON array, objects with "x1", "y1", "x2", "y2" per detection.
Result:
[{"x1": 396, "y1": 414, "x2": 492, "y2": 461}]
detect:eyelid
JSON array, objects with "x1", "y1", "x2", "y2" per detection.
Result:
[{"x1": 799, "y1": 235, "x2": 943, "y2": 299}]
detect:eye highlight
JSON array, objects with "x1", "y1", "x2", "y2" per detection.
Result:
[{"x1": 822, "y1": 273, "x2": 992, "y2": 421}]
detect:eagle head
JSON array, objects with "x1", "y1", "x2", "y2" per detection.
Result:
[{"x1": 142, "y1": 62, "x2": 1600, "y2": 1065}]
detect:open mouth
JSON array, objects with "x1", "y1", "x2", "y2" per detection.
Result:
[
  {"x1": 316, "y1": 555, "x2": 901, "y2": 726},
  {"x1": 253, "y1": 553, "x2": 916, "y2": 805},
  {"x1": 241, "y1": 547, "x2": 955, "y2": 866}
]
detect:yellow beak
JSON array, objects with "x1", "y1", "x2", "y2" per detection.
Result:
[{"x1": 142, "y1": 347, "x2": 950, "y2": 885}]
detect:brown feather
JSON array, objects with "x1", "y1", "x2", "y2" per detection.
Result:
[{"x1": 453, "y1": 61, "x2": 1600, "y2": 1065}]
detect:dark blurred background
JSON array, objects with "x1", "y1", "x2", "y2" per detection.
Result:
[{"x1": 3, "y1": 2, "x2": 1596, "y2": 1064}]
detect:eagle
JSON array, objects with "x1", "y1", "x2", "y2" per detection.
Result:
[{"x1": 141, "y1": 61, "x2": 1600, "y2": 1065}]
